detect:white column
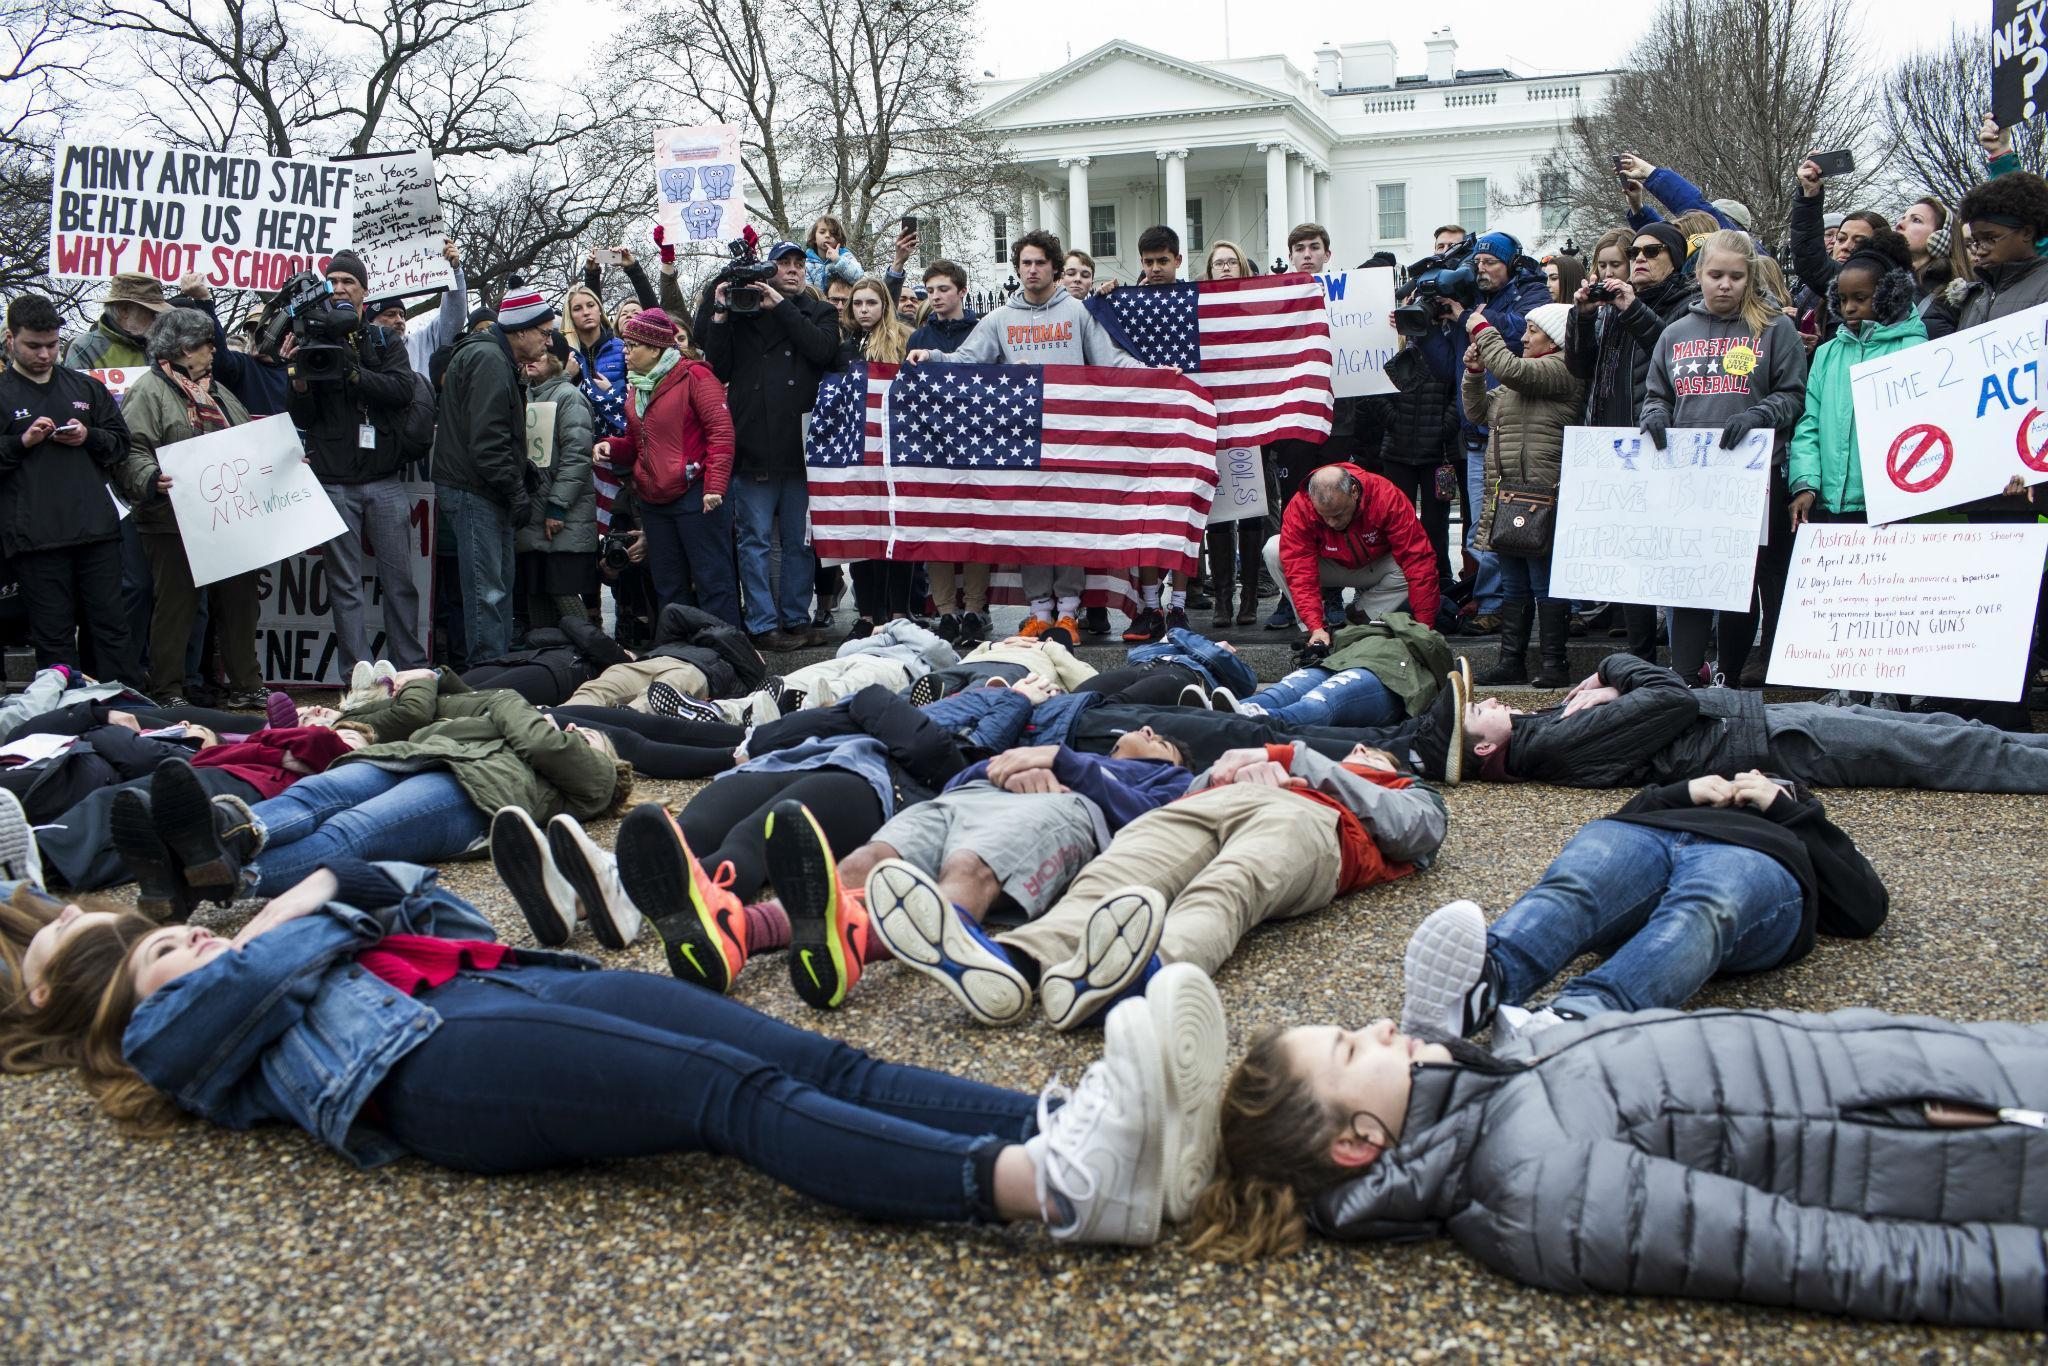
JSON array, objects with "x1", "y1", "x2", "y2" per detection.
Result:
[
  {"x1": 1288, "y1": 155, "x2": 1310, "y2": 228},
  {"x1": 1159, "y1": 148, "x2": 1188, "y2": 274},
  {"x1": 1313, "y1": 166, "x2": 1332, "y2": 231},
  {"x1": 1022, "y1": 185, "x2": 1040, "y2": 235},
  {"x1": 1260, "y1": 142, "x2": 1289, "y2": 270},
  {"x1": 1061, "y1": 157, "x2": 1091, "y2": 255}
]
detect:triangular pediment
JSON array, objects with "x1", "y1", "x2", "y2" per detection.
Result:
[{"x1": 979, "y1": 41, "x2": 1287, "y2": 128}]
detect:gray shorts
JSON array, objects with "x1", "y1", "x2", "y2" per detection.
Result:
[{"x1": 870, "y1": 781, "x2": 1100, "y2": 918}]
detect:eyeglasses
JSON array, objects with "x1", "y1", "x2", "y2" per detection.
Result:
[
  {"x1": 1965, "y1": 227, "x2": 2010, "y2": 255},
  {"x1": 1625, "y1": 244, "x2": 1666, "y2": 260}
]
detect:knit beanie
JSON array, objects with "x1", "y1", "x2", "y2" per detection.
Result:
[
  {"x1": 619, "y1": 310, "x2": 678, "y2": 349},
  {"x1": 326, "y1": 249, "x2": 369, "y2": 288},
  {"x1": 1638, "y1": 222, "x2": 1689, "y2": 265},
  {"x1": 1470, "y1": 230, "x2": 1521, "y2": 265},
  {"x1": 1527, "y1": 302, "x2": 1572, "y2": 349},
  {"x1": 497, "y1": 288, "x2": 554, "y2": 332}
]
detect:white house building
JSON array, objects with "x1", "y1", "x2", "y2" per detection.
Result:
[{"x1": 960, "y1": 32, "x2": 1618, "y2": 284}]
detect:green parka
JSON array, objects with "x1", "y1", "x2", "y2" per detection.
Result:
[
  {"x1": 1786, "y1": 314, "x2": 1928, "y2": 515},
  {"x1": 1318, "y1": 611, "x2": 1453, "y2": 718}
]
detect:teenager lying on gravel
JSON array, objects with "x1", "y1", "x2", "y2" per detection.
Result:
[
  {"x1": 1189, "y1": 1004, "x2": 2046, "y2": 1327},
  {"x1": 1, "y1": 858, "x2": 1228, "y2": 1249}
]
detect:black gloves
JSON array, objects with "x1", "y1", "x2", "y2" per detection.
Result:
[
  {"x1": 1641, "y1": 415, "x2": 1669, "y2": 450},
  {"x1": 1719, "y1": 409, "x2": 1764, "y2": 449}
]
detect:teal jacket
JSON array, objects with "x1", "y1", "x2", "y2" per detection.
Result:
[{"x1": 1786, "y1": 314, "x2": 1927, "y2": 514}]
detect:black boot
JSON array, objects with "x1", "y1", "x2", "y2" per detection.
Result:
[
  {"x1": 110, "y1": 789, "x2": 198, "y2": 923},
  {"x1": 1532, "y1": 598, "x2": 1571, "y2": 688},
  {"x1": 1208, "y1": 541, "x2": 1236, "y2": 629},
  {"x1": 1473, "y1": 599, "x2": 1530, "y2": 685}
]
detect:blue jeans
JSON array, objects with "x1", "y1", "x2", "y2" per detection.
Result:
[
  {"x1": 438, "y1": 486, "x2": 515, "y2": 667},
  {"x1": 1242, "y1": 666, "x2": 1403, "y2": 726},
  {"x1": 1495, "y1": 550, "x2": 1550, "y2": 607},
  {"x1": 375, "y1": 966, "x2": 1036, "y2": 1221},
  {"x1": 731, "y1": 475, "x2": 814, "y2": 635},
  {"x1": 1487, "y1": 819, "x2": 1803, "y2": 1016},
  {"x1": 248, "y1": 766, "x2": 487, "y2": 895},
  {"x1": 642, "y1": 491, "x2": 740, "y2": 628},
  {"x1": 1463, "y1": 443, "x2": 1501, "y2": 612}
]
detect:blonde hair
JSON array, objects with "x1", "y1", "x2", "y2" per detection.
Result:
[
  {"x1": 848, "y1": 277, "x2": 910, "y2": 363},
  {"x1": 1185, "y1": 1029, "x2": 1350, "y2": 1262},
  {"x1": 561, "y1": 284, "x2": 607, "y2": 341},
  {"x1": 1696, "y1": 229, "x2": 1777, "y2": 337},
  {"x1": 1202, "y1": 239, "x2": 1259, "y2": 281},
  {"x1": 1752, "y1": 254, "x2": 1792, "y2": 311},
  {"x1": 1593, "y1": 227, "x2": 1634, "y2": 269}
]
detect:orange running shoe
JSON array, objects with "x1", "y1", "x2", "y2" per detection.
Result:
[
  {"x1": 1051, "y1": 615, "x2": 1082, "y2": 645},
  {"x1": 1017, "y1": 615, "x2": 1054, "y2": 638},
  {"x1": 766, "y1": 799, "x2": 870, "y2": 1009},
  {"x1": 616, "y1": 803, "x2": 748, "y2": 991}
]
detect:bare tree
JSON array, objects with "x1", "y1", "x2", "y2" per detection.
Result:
[
  {"x1": 1505, "y1": 0, "x2": 1880, "y2": 255},
  {"x1": 1881, "y1": 25, "x2": 2047, "y2": 207},
  {"x1": 2, "y1": 0, "x2": 96, "y2": 306}
]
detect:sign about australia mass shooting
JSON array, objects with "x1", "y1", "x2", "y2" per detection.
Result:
[{"x1": 49, "y1": 140, "x2": 356, "y2": 289}]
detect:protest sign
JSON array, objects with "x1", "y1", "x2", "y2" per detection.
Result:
[
  {"x1": 49, "y1": 140, "x2": 354, "y2": 289},
  {"x1": 340, "y1": 150, "x2": 452, "y2": 296},
  {"x1": 1208, "y1": 445, "x2": 1269, "y2": 523},
  {"x1": 256, "y1": 469, "x2": 435, "y2": 685},
  {"x1": 1769, "y1": 522, "x2": 2048, "y2": 701},
  {"x1": 1992, "y1": 0, "x2": 2048, "y2": 126},
  {"x1": 653, "y1": 123, "x2": 746, "y2": 247},
  {"x1": 1313, "y1": 268, "x2": 1397, "y2": 397},
  {"x1": 89, "y1": 366, "x2": 140, "y2": 401},
  {"x1": 158, "y1": 414, "x2": 347, "y2": 586},
  {"x1": 1550, "y1": 425, "x2": 1772, "y2": 612},
  {"x1": 526, "y1": 401, "x2": 558, "y2": 469},
  {"x1": 1850, "y1": 299, "x2": 2048, "y2": 523}
]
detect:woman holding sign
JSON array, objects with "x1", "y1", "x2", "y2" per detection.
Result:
[{"x1": 115, "y1": 309, "x2": 268, "y2": 710}]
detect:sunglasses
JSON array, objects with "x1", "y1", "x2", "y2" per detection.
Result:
[{"x1": 1626, "y1": 244, "x2": 1667, "y2": 260}]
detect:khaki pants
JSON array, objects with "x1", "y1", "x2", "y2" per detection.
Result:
[
  {"x1": 999, "y1": 784, "x2": 1343, "y2": 976},
  {"x1": 929, "y1": 562, "x2": 990, "y2": 615},
  {"x1": 565, "y1": 657, "x2": 708, "y2": 712},
  {"x1": 1261, "y1": 535, "x2": 1408, "y2": 619}
]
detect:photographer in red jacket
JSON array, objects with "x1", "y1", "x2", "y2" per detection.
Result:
[{"x1": 1261, "y1": 463, "x2": 1440, "y2": 646}]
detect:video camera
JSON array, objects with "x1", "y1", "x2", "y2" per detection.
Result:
[
  {"x1": 714, "y1": 235, "x2": 780, "y2": 315},
  {"x1": 253, "y1": 269, "x2": 362, "y2": 382},
  {"x1": 1391, "y1": 236, "x2": 1481, "y2": 338}
]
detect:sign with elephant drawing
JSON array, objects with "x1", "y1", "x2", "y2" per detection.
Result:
[{"x1": 652, "y1": 123, "x2": 746, "y2": 248}]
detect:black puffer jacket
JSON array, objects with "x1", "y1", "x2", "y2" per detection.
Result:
[
  {"x1": 1563, "y1": 272, "x2": 1696, "y2": 426},
  {"x1": 698, "y1": 293, "x2": 842, "y2": 478},
  {"x1": 1315, "y1": 1008, "x2": 2048, "y2": 1327},
  {"x1": 1372, "y1": 360, "x2": 1458, "y2": 468},
  {"x1": 646, "y1": 603, "x2": 766, "y2": 698},
  {"x1": 1505, "y1": 653, "x2": 1769, "y2": 786}
]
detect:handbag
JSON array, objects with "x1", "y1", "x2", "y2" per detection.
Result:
[{"x1": 1489, "y1": 482, "x2": 1557, "y2": 555}]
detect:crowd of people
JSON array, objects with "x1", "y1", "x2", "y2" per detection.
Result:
[{"x1": 0, "y1": 109, "x2": 2044, "y2": 1331}]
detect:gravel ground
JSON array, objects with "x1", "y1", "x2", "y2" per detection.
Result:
[{"x1": 4, "y1": 689, "x2": 2046, "y2": 1360}]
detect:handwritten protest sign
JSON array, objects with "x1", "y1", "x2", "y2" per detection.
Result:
[
  {"x1": 1550, "y1": 425, "x2": 1772, "y2": 612},
  {"x1": 340, "y1": 150, "x2": 452, "y2": 296},
  {"x1": 1208, "y1": 445, "x2": 1269, "y2": 524},
  {"x1": 526, "y1": 401, "x2": 558, "y2": 470},
  {"x1": 653, "y1": 123, "x2": 746, "y2": 247},
  {"x1": 49, "y1": 141, "x2": 353, "y2": 288},
  {"x1": 1849, "y1": 299, "x2": 2048, "y2": 524},
  {"x1": 1992, "y1": 0, "x2": 2048, "y2": 126},
  {"x1": 1313, "y1": 268, "x2": 1397, "y2": 398},
  {"x1": 1769, "y1": 522, "x2": 2048, "y2": 701},
  {"x1": 256, "y1": 473, "x2": 434, "y2": 685},
  {"x1": 158, "y1": 414, "x2": 346, "y2": 585}
]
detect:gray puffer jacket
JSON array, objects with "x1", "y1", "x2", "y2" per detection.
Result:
[
  {"x1": 514, "y1": 374, "x2": 597, "y2": 556},
  {"x1": 1314, "y1": 1008, "x2": 2048, "y2": 1327}
]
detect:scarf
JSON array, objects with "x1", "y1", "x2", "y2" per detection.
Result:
[
  {"x1": 627, "y1": 348, "x2": 681, "y2": 417},
  {"x1": 164, "y1": 363, "x2": 228, "y2": 434}
]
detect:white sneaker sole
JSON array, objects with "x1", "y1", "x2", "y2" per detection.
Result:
[
  {"x1": 864, "y1": 859, "x2": 1031, "y2": 1025},
  {"x1": 548, "y1": 815, "x2": 641, "y2": 950},
  {"x1": 1401, "y1": 899, "x2": 1490, "y2": 1038},
  {"x1": 1041, "y1": 887, "x2": 1167, "y2": 1033},
  {"x1": 490, "y1": 806, "x2": 578, "y2": 947},
  {"x1": 1138, "y1": 963, "x2": 1226, "y2": 1223},
  {"x1": 1090, "y1": 999, "x2": 1168, "y2": 1246},
  {"x1": 0, "y1": 787, "x2": 42, "y2": 888}
]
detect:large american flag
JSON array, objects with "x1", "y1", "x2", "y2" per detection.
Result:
[
  {"x1": 806, "y1": 361, "x2": 1219, "y2": 575},
  {"x1": 1085, "y1": 273, "x2": 1334, "y2": 446}
]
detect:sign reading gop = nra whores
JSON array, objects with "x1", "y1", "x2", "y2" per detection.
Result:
[
  {"x1": 1849, "y1": 300, "x2": 2048, "y2": 525},
  {"x1": 159, "y1": 414, "x2": 347, "y2": 586}
]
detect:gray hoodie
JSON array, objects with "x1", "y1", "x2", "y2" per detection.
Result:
[
  {"x1": 927, "y1": 287, "x2": 1143, "y2": 368},
  {"x1": 1638, "y1": 302, "x2": 1806, "y2": 462}
]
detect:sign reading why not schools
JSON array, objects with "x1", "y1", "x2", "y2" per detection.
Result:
[
  {"x1": 50, "y1": 141, "x2": 355, "y2": 289},
  {"x1": 1849, "y1": 299, "x2": 2048, "y2": 524},
  {"x1": 1550, "y1": 424, "x2": 1773, "y2": 613},
  {"x1": 1770, "y1": 522, "x2": 2048, "y2": 701},
  {"x1": 1313, "y1": 268, "x2": 1398, "y2": 398},
  {"x1": 157, "y1": 414, "x2": 348, "y2": 586}
]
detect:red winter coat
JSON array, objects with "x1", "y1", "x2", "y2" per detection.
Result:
[
  {"x1": 608, "y1": 359, "x2": 736, "y2": 504},
  {"x1": 1276, "y1": 462, "x2": 1440, "y2": 631}
]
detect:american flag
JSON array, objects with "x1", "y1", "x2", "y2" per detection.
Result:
[
  {"x1": 1085, "y1": 273, "x2": 1334, "y2": 446},
  {"x1": 806, "y1": 361, "x2": 1219, "y2": 575}
]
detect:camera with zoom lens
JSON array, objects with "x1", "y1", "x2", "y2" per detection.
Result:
[
  {"x1": 254, "y1": 270, "x2": 363, "y2": 382},
  {"x1": 714, "y1": 236, "x2": 780, "y2": 314},
  {"x1": 1391, "y1": 237, "x2": 1481, "y2": 338},
  {"x1": 601, "y1": 530, "x2": 635, "y2": 575},
  {"x1": 1584, "y1": 279, "x2": 1623, "y2": 304}
]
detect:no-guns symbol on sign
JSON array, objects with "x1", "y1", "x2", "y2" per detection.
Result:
[{"x1": 1885, "y1": 423, "x2": 1952, "y2": 493}]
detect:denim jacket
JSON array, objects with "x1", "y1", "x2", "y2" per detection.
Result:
[
  {"x1": 122, "y1": 862, "x2": 598, "y2": 1169},
  {"x1": 1126, "y1": 628, "x2": 1258, "y2": 696}
]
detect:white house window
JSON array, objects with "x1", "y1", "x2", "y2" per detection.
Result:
[
  {"x1": 1456, "y1": 178, "x2": 1489, "y2": 233},
  {"x1": 1540, "y1": 172, "x2": 1568, "y2": 234},
  {"x1": 1376, "y1": 183, "x2": 1407, "y2": 242},
  {"x1": 1090, "y1": 204, "x2": 1118, "y2": 261},
  {"x1": 992, "y1": 212, "x2": 1008, "y2": 262},
  {"x1": 1186, "y1": 197, "x2": 1206, "y2": 253}
]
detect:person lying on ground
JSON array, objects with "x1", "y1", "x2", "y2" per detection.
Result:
[
  {"x1": 0, "y1": 664, "x2": 151, "y2": 741},
  {"x1": 868, "y1": 740, "x2": 1444, "y2": 1030},
  {"x1": 911, "y1": 634, "x2": 1098, "y2": 702},
  {"x1": 776, "y1": 618, "x2": 957, "y2": 710},
  {"x1": 1188, "y1": 1005, "x2": 2045, "y2": 1328},
  {"x1": 1203, "y1": 612, "x2": 1451, "y2": 728},
  {"x1": 1399, "y1": 769, "x2": 1885, "y2": 1045},
  {"x1": 4, "y1": 858, "x2": 1230, "y2": 1249}
]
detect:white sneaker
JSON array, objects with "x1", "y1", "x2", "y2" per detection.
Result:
[
  {"x1": 371, "y1": 659, "x2": 399, "y2": 690},
  {"x1": 1176, "y1": 682, "x2": 1211, "y2": 709},
  {"x1": 1494, "y1": 1003, "x2": 1566, "y2": 1046},
  {"x1": 1039, "y1": 887, "x2": 1166, "y2": 1032},
  {"x1": 490, "y1": 806, "x2": 579, "y2": 947},
  {"x1": 548, "y1": 813, "x2": 644, "y2": 950},
  {"x1": 1120, "y1": 963, "x2": 1226, "y2": 1222},
  {"x1": 1401, "y1": 900, "x2": 1495, "y2": 1039},
  {"x1": 740, "y1": 687, "x2": 782, "y2": 725},
  {"x1": 1027, "y1": 999, "x2": 1167, "y2": 1245},
  {"x1": 864, "y1": 859, "x2": 1031, "y2": 1025},
  {"x1": 0, "y1": 787, "x2": 43, "y2": 888}
]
